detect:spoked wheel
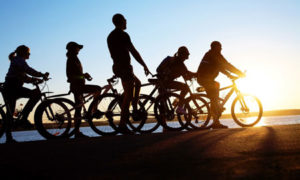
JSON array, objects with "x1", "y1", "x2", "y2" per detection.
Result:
[
  {"x1": 231, "y1": 94, "x2": 263, "y2": 127},
  {"x1": 87, "y1": 93, "x2": 118, "y2": 136},
  {"x1": 185, "y1": 94, "x2": 211, "y2": 130},
  {"x1": 137, "y1": 94, "x2": 159, "y2": 134},
  {"x1": 34, "y1": 99, "x2": 72, "y2": 139},
  {"x1": 0, "y1": 108, "x2": 6, "y2": 138},
  {"x1": 154, "y1": 92, "x2": 191, "y2": 131},
  {"x1": 107, "y1": 95, "x2": 146, "y2": 134}
]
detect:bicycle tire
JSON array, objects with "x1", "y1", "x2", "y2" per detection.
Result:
[
  {"x1": 87, "y1": 93, "x2": 118, "y2": 136},
  {"x1": 107, "y1": 95, "x2": 146, "y2": 133},
  {"x1": 185, "y1": 94, "x2": 211, "y2": 129},
  {"x1": 231, "y1": 94, "x2": 263, "y2": 127},
  {"x1": 154, "y1": 92, "x2": 191, "y2": 131},
  {"x1": 137, "y1": 94, "x2": 159, "y2": 134},
  {"x1": 0, "y1": 107, "x2": 6, "y2": 138},
  {"x1": 34, "y1": 99, "x2": 72, "y2": 139}
]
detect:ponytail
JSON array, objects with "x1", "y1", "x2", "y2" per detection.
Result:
[{"x1": 8, "y1": 52, "x2": 16, "y2": 61}]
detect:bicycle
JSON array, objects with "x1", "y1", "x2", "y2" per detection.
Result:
[
  {"x1": 0, "y1": 79, "x2": 72, "y2": 140},
  {"x1": 134, "y1": 75, "x2": 192, "y2": 133},
  {"x1": 194, "y1": 76, "x2": 263, "y2": 128},
  {"x1": 90, "y1": 75, "x2": 148, "y2": 135}
]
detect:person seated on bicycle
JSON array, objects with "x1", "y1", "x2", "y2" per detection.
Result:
[
  {"x1": 107, "y1": 14, "x2": 151, "y2": 134},
  {"x1": 156, "y1": 46, "x2": 195, "y2": 114},
  {"x1": 197, "y1": 41, "x2": 245, "y2": 129},
  {"x1": 66, "y1": 41, "x2": 102, "y2": 138},
  {"x1": 3, "y1": 45, "x2": 49, "y2": 143}
]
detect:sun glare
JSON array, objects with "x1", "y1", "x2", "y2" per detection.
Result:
[{"x1": 236, "y1": 71, "x2": 277, "y2": 110}]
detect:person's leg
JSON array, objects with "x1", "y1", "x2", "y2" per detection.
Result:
[
  {"x1": 120, "y1": 79, "x2": 134, "y2": 127},
  {"x1": 202, "y1": 81, "x2": 226, "y2": 128},
  {"x1": 80, "y1": 84, "x2": 102, "y2": 116},
  {"x1": 3, "y1": 93, "x2": 17, "y2": 142},
  {"x1": 18, "y1": 87, "x2": 40, "y2": 122},
  {"x1": 132, "y1": 76, "x2": 141, "y2": 111},
  {"x1": 164, "y1": 81, "x2": 189, "y2": 114}
]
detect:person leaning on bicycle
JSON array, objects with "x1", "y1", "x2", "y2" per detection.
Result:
[
  {"x1": 156, "y1": 46, "x2": 196, "y2": 114},
  {"x1": 3, "y1": 45, "x2": 49, "y2": 143},
  {"x1": 107, "y1": 14, "x2": 151, "y2": 134},
  {"x1": 66, "y1": 41, "x2": 102, "y2": 138},
  {"x1": 197, "y1": 41, "x2": 245, "y2": 129}
]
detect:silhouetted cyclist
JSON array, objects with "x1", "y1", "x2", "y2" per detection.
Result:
[
  {"x1": 3, "y1": 45, "x2": 48, "y2": 143},
  {"x1": 66, "y1": 41, "x2": 101, "y2": 138},
  {"x1": 197, "y1": 41, "x2": 245, "y2": 129},
  {"x1": 156, "y1": 46, "x2": 195, "y2": 114},
  {"x1": 107, "y1": 13, "x2": 150, "y2": 134}
]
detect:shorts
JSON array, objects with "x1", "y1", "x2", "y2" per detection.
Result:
[{"x1": 113, "y1": 64, "x2": 134, "y2": 82}]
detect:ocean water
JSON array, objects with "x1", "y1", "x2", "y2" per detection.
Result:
[{"x1": 1, "y1": 115, "x2": 300, "y2": 143}]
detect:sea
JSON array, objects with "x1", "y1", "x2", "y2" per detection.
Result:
[{"x1": 1, "y1": 115, "x2": 300, "y2": 143}]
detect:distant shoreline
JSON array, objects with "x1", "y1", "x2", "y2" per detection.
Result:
[{"x1": 220, "y1": 109, "x2": 300, "y2": 119}]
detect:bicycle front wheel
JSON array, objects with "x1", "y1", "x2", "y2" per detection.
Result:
[
  {"x1": 154, "y1": 92, "x2": 191, "y2": 131},
  {"x1": 0, "y1": 107, "x2": 6, "y2": 138},
  {"x1": 107, "y1": 95, "x2": 146, "y2": 133},
  {"x1": 34, "y1": 99, "x2": 72, "y2": 139},
  {"x1": 231, "y1": 94, "x2": 263, "y2": 127},
  {"x1": 87, "y1": 93, "x2": 118, "y2": 136}
]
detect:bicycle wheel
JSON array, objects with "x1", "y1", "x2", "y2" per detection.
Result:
[
  {"x1": 34, "y1": 99, "x2": 72, "y2": 139},
  {"x1": 138, "y1": 94, "x2": 159, "y2": 134},
  {"x1": 87, "y1": 93, "x2": 118, "y2": 136},
  {"x1": 231, "y1": 94, "x2": 263, "y2": 127},
  {"x1": 107, "y1": 95, "x2": 146, "y2": 133},
  {"x1": 154, "y1": 92, "x2": 191, "y2": 131},
  {"x1": 0, "y1": 107, "x2": 6, "y2": 138},
  {"x1": 185, "y1": 94, "x2": 211, "y2": 129}
]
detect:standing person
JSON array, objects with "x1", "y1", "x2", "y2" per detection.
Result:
[
  {"x1": 107, "y1": 13, "x2": 151, "y2": 134},
  {"x1": 3, "y1": 45, "x2": 48, "y2": 143},
  {"x1": 66, "y1": 41, "x2": 102, "y2": 138},
  {"x1": 156, "y1": 46, "x2": 195, "y2": 114},
  {"x1": 197, "y1": 41, "x2": 245, "y2": 128}
]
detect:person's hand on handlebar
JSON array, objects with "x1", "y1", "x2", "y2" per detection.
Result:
[
  {"x1": 43, "y1": 72, "x2": 50, "y2": 81},
  {"x1": 84, "y1": 73, "x2": 93, "y2": 81},
  {"x1": 31, "y1": 77, "x2": 44, "y2": 85}
]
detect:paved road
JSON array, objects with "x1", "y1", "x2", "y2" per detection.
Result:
[{"x1": 0, "y1": 124, "x2": 300, "y2": 179}]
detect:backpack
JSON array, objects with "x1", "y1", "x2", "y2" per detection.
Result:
[{"x1": 156, "y1": 56, "x2": 174, "y2": 76}]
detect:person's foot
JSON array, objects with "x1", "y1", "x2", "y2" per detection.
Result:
[
  {"x1": 75, "y1": 132, "x2": 89, "y2": 138},
  {"x1": 211, "y1": 122, "x2": 228, "y2": 129},
  {"x1": 118, "y1": 125, "x2": 134, "y2": 135},
  {"x1": 6, "y1": 138, "x2": 18, "y2": 144},
  {"x1": 176, "y1": 106, "x2": 187, "y2": 115},
  {"x1": 20, "y1": 119, "x2": 34, "y2": 129}
]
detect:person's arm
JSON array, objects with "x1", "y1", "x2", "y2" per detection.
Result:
[
  {"x1": 23, "y1": 61, "x2": 46, "y2": 78},
  {"x1": 219, "y1": 55, "x2": 245, "y2": 77},
  {"x1": 126, "y1": 33, "x2": 150, "y2": 75}
]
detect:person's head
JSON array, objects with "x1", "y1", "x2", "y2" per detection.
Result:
[
  {"x1": 210, "y1": 41, "x2": 222, "y2": 52},
  {"x1": 174, "y1": 46, "x2": 190, "y2": 61},
  {"x1": 66, "y1": 41, "x2": 83, "y2": 56},
  {"x1": 9, "y1": 45, "x2": 30, "y2": 61},
  {"x1": 112, "y1": 13, "x2": 126, "y2": 30}
]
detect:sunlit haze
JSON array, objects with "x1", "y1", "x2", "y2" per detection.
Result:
[{"x1": 1, "y1": 0, "x2": 299, "y2": 112}]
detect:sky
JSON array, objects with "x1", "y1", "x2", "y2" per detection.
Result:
[{"x1": 0, "y1": 0, "x2": 299, "y2": 111}]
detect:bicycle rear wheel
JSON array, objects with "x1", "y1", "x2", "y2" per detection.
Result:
[
  {"x1": 154, "y1": 92, "x2": 191, "y2": 131},
  {"x1": 0, "y1": 107, "x2": 6, "y2": 138},
  {"x1": 34, "y1": 99, "x2": 71, "y2": 139},
  {"x1": 185, "y1": 94, "x2": 211, "y2": 129},
  {"x1": 231, "y1": 94, "x2": 263, "y2": 127},
  {"x1": 87, "y1": 93, "x2": 118, "y2": 136},
  {"x1": 107, "y1": 95, "x2": 146, "y2": 134}
]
